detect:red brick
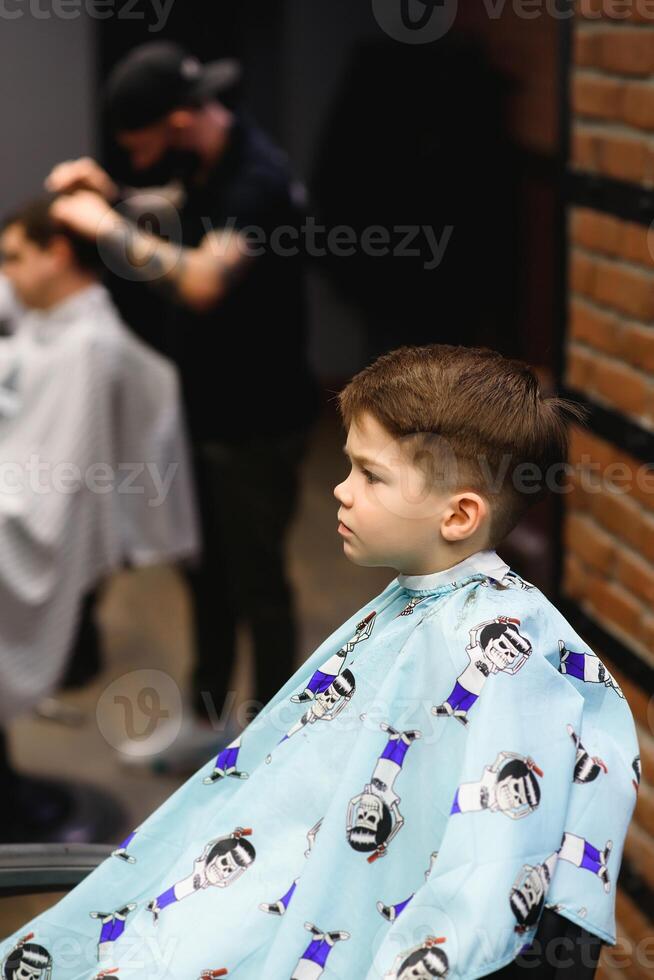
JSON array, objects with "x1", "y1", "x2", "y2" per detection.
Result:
[
  {"x1": 572, "y1": 127, "x2": 600, "y2": 170},
  {"x1": 624, "y1": 822, "x2": 654, "y2": 897},
  {"x1": 639, "y1": 727, "x2": 654, "y2": 787},
  {"x1": 570, "y1": 209, "x2": 654, "y2": 268},
  {"x1": 621, "y1": 80, "x2": 654, "y2": 131},
  {"x1": 593, "y1": 260, "x2": 654, "y2": 319},
  {"x1": 569, "y1": 425, "x2": 616, "y2": 473},
  {"x1": 562, "y1": 551, "x2": 588, "y2": 601},
  {"x1": 639, "y1": 615, "x2": 654, "y2": 660},
  {"x1": 566, "y1": 470, "x2": 591, "y2": 511},
  {"x1": 568, "y1": 428, "x2": 644, "y2": 493},
  {"x1": 573, "y1": 74, "x2": 622, "y2": 119},
  {"x1": 566, "y1": 345, "x2": 596, "y2": 390},
  {"x1": 570, "y1": 207, "x2": 621, "y2": 253},
  {"x1": 630, "y1": 461, "x2": 654, "y2": 513},
  {"x1": 616, "y1": 548, "x2": 654, "y2": 604},
  {"x1": 578, "y1": 0, "x2": 654, "y2": 20},
  {"x1": 620, "y1": 323, "x2": 654, "y2": 372},
  {"x1": 588, "y1": 488, "x2": 654, "y2": 561},
  {"x1": 587, "y1": 576, "x2": 643, "y2": 638},
  {"x1": 614, "y1": 909, "x2": 654, "y2": 980},
  {"x1": 605, "y1": 657, "x2": 653, "y2": 730},
  {"x1": 592, "y1": 357, "x2": 649, "y2": 416},
  {"x1": 597, "y1": 29, "x2": 654, "y2": 75},
  {"x1": 569, "y1": 297, "x2": 622, "y2": 355},
  {"x1": 570, "y1": 249, "x2": 597, "y2": 295},
  {"x1": 573, "y1": 29, "x2": 599, "y2": 67},
  {"x1": 565, "y1": 511, "x2": 617, "y2": 573},
  {"x1": 576, "y1": 0, "x2": 602, "y2": 17},
  {"x1": 621, "y1": 221, "x2": 654, "y2": 268},
  {"x1": 634, "y1": 781, "x2": 654, "y2": 840},
  {"x1": 596, "y1": 132, "x2": 652, "y2": 184},
  {"x1": 627, "y1": 0, "x2": 654, "y2": 22}
]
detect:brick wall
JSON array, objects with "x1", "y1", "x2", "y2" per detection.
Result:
[{"x1": 566, "y1": 5, "x2": 654, "y2": 976}]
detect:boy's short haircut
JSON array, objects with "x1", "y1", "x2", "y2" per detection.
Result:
[
  {"x1": 338, "y1": 344, "x2": 588, "y2": 548},
  {"x1": 2, "y1": 195, "x2": 101, "y2": 274}
]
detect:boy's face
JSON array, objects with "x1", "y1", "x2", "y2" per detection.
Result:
[
  {"x1": 0, "y1": 223, "x2": 61, "y2": 309},
  {"x1": 334, "y1": 412, "x2": 468, "y2": 575}
]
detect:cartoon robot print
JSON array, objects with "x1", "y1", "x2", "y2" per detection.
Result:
[
  {"x1": 204, "y1": 736, "x2": 249, "y2": 785},
  {"x1": 559, "y1": 832, "x2": 612, "y2": 893},
  {"x1": 1, "y1": 934, "x2": 53, "y2": 980},
  {"x1": 558, "y1": 642, "x2": 624, "y2": 698},
  {"x1": 290, "y1": 612, "x2": 376, "y2": 705},
  {"x1": 290, "y1": 923, "x2": 350, "y2": 980},
  {"x1": 510, "y1": 852, "x2": 558, "y2": 933},
  {"x1": 450, "y1": 751, "x2": 543, "y2": 819},
  {"x1": 511, "y1": 833, "x2": 613, "y2": 931},
  {"x1": 383, "y1": 936, "x2": 449, "y2": 980},
  {"x1": 376, "y1": 851, "x2": 438, "y2": 922},
  {"x1": 112, "y1": 829, "x2": 138, "y2": 864},
  {"x1": 89, "y1": 905, "x2": 137, "y2": 961},
  {"x1": 397, "y1": 596, "x2": 427, "y2": 617},
  {"x1": 481, "y1": 571, "x2": 536, "y2": 591},
  {"x1": 567, "y1": 725, "x2": 608, "y2": 784},
  {"x1": 432, "y1": 617, "x2": 533, "y2": 726},
  {"x1": 146, "y1": 827, "x2": 255, "y2": 923},
  {"x1": 270, "y1": 669, "x2": 356, "y2": 757},
  {"x1": 347, "y1": 722, "x2": 422, "y2": 862},
  {"x1": 259, "y1": 819, "x2": 323, "y2": 916}
]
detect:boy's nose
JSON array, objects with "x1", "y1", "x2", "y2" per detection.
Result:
[{"x1": 333, "y1": 480, "x2": 353, "y2": 507}]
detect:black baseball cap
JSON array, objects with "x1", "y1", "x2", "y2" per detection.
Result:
[{"x1": 104, "y1": 42, "x2": 242, "y2": 132}]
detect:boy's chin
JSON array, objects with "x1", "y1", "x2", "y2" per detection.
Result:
[{"x1": 342, "y1": 541, "x2": 388, "y2": 569}]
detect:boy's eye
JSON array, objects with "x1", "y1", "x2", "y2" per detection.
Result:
[{"x1": 363, "y1": 469, "x2": 380, "y2": 485}]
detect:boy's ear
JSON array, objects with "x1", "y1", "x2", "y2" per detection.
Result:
[
  {"x1": 440, "y1": 492, "x2": 488, "y2": 542},
  {"x1": 48, "y1": 234, "x2": 76, "y2": 268}
]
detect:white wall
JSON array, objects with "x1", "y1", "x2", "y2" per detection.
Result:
[{"x1": 0, "y1": 11, "x2": 96, "y2": 216}]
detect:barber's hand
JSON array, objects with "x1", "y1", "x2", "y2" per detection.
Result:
[
  {"x1": 49, "y1": 191, "x2": 122, "y2": 241},
  {"x1": 45, "y1": 157, "x2": 120, "y2": 203}
]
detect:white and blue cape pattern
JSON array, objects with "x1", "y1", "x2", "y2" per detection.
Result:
[{"x1": 1, "y1": 550, "x2": 639, "y2": 979}]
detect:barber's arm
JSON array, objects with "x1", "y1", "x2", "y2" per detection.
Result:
[
  {"x1": 48, "y1": 188, "x2": 253, "y2": 313},
  {"x1": 45, "y1": 156, "x2": 121, "y2": 204},
  {"x1": 46, "y1": 155, "x2": 185, "y2": 217}
]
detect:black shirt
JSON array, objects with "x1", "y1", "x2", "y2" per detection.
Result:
[{"x1": 165, "y1": 113, "x2": 319, "y2": 444}]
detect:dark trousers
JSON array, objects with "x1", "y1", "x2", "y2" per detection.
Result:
[
  {"x1": 185, "y1": 430, "x2": 308, "y2": 727},
  {"x1": 488, "y1": 909, "x2": 601, "y2": 979},
  {"x1": 60, "y1": 589, "x2": 102, "y2": 690}
]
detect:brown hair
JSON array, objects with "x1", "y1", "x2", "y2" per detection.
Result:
[
  {"x1": 338, "y1": 344, "x2": 588, "y2": 548},
  {"x1": 2, "y1": 195, "x2": 100, "y2": 273}
]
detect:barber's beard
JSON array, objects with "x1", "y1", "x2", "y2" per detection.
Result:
[{"x1": 130, "y1": 149, "x2": 203, "y2": 188}]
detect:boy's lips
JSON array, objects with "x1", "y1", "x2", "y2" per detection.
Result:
[{"x1": 337, "y1": 516, "x2": 354, "y2": 536}]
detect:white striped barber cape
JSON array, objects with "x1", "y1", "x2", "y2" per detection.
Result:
[{"x1": 0, "y1": 279, "x2": 198, "y2": 721}]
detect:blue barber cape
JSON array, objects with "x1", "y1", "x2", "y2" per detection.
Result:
[{"x1": 1, "y1": 550, "x2": 639, "y2": 979}]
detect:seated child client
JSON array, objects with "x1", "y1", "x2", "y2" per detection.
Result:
[{"x1": 1, "y1": 345, "x2": 639, "y2": 980}]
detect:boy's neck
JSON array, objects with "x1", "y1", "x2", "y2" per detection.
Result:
[{"x1": 399, "y1": 542, "x2": 490, "y2": 577}]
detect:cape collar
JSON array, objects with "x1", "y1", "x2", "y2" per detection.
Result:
[
  {"x1": 30, "y1": 283, "x2": 107, "y2": 324},
  {"x1": 398, "y1": 549, "x2": 510, "y2": 593}
]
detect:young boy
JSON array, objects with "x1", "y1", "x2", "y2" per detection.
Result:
[{"x1": 1, "y1": 345, "x2": 638, "y2": 979}]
